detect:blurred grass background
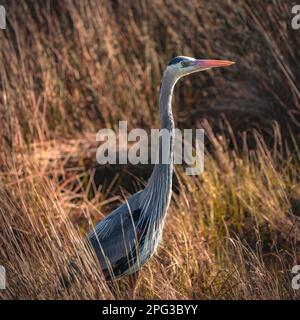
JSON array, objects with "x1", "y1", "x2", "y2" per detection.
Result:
[{"x1": 0, "y1": 0, "x2": 300, "y2": 299}]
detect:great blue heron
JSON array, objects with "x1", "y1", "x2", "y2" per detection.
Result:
[{"x1": 87, "y1": 56, "x2": 234, "y2": 296}]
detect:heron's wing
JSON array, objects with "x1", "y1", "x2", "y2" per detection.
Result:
[{"x1": 87, "y1": 191, "x2": 143, "y2": 277}]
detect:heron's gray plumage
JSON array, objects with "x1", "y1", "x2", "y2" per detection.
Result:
[
  {"x1": 87, "y1": 68, "x2": 176, "y2": 279},
  {"x1": 86, "y1": 56, "x2": 234, "y2": 280}
]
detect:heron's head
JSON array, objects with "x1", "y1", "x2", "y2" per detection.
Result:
[{"x1": 166, "y1": 56, "x2": 235, "y2": 79}]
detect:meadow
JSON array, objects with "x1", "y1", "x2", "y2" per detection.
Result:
[{"x1": 0, "y1": 0, "x2": 300, "y2": 299}]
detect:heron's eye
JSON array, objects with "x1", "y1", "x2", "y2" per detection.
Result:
[{"x1": 181, "y1": 61, "x2": 190, "y2": 68}]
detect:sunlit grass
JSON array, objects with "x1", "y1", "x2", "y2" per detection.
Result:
[
  {"x1": 0, "y1": 0, "x2": 300, "y2": 300},
  {"x1": 1, "y1": 123, "x2": 300, "y2": 299}
]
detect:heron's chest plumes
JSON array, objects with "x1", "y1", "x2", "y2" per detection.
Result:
[{"x1": 140, "y1": 155, "x2": 173, "y2": 217}]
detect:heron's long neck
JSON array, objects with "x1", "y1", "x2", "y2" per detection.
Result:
[
  {"x1": 141, "y1": 72, "x2": 176, "y2": 220},
  {"x1": 159, "y1": 74, "x2": 176, "y2": 131}
]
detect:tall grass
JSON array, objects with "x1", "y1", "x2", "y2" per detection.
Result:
[
  {"x1": 1, "y1": 122, "x2": 300, "y2": 299},
  {"x1": 1, "y1": 0, "x2": 299, "y2": 148},
  {"x1": 0, "y1": 0, "x2": 300, "y2": 299}
]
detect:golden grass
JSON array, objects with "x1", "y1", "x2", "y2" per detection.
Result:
[
  {"x1": 1, "y1": 122, "x2": 300, "y2": 299},
  {"x1": 0, "y1": 0, "x2": 300, "y2": 299}
]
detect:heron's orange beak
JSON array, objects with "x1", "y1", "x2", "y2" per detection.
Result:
[{"x1": 195, "y1": 60, "x2": 235, "y2": 68}]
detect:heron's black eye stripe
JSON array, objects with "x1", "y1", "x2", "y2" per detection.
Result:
[{"x1": 168, "y1": 57, "x2": 185, "y2": 66}]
